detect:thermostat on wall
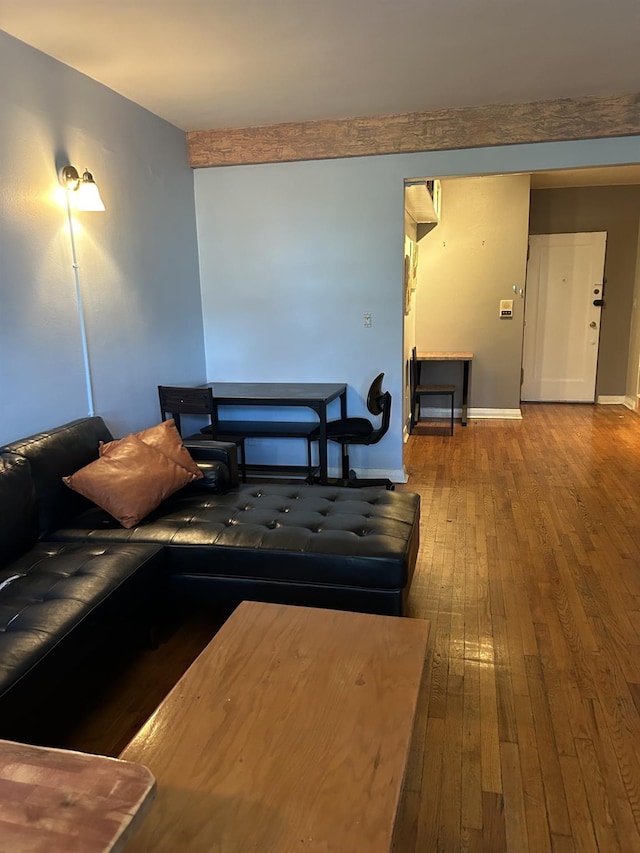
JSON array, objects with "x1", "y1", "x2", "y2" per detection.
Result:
[{"x1": 499, "y1": 299, "x2": 514, "y2": 318}]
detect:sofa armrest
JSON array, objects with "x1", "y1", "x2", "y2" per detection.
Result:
[{"x1": 184, "y1": 440, "x2": 239, "y2": 488}]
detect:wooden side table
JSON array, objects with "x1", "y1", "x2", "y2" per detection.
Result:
[
  {"x1": 0, "y1": 739, "x2": 156, "y2": 851},
  {"x1": 415, "y1": 351, "x2": 474, "y2": 425}
]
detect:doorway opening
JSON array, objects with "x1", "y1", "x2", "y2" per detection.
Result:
[{"x1": 403, "y1": 165, "x2": 640, "y2": 473}]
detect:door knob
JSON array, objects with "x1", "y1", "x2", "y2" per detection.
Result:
[{"x1": 589, "y1": 321, "x2": 597, "y2": 328}]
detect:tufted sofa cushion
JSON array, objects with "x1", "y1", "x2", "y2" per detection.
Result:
[
  {"x1": 0, "y1": 542, "x2": 165, "y2": 708},
  {"x1": 51, "y1": 483, "x2": 419, "y2": 591}
]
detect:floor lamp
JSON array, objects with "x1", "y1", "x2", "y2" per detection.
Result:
[{"x1": 59, "y1": 165, "x2": 105, "y2": 417}]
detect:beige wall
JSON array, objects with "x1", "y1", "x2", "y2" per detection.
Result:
[
  {"x1": 626, "y1": 221, "x2": 640, "y2": 408},
  {"x1": 414, "y1": 174, "x2": 531, "y2": 412},
  {"x1": 529, "y1": 185, "x2": 640, "y2": 397}
]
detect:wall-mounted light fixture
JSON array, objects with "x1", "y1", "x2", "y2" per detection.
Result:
[{"x1": 59, "y1": 164, "x2": 105, "y2": 211}]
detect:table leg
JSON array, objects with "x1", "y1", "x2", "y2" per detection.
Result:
[
  {"x1": 339, "y1": 389, "x2": 347, "y2": 420},
  {"x1": 410, "y1": 360, "x2": 423, "y2": 433},
  {"x1": 462, "y1": 361, "x2": 471, "y2": 426},
  {"x1": 318, "y1": 403, "x2": 328, "y2": 484}
]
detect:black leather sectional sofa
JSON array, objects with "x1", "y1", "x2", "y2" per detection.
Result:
[{"x1": 0, "y1": 416, "x2": 420, "y2": 732}]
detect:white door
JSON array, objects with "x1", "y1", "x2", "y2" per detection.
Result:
[{"x1": 521, "y1": 232, "x2": 607, "y2": 402}]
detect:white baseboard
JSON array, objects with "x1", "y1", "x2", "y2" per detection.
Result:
[
  {"x1": 624, "y1": 396, "x2": 639, "y2": 411},
  {"x1": 468, "y1": 407, "x2": 523, "y2": 419},
  {"x1": 412, "y1": 406, "x2": 459, "y2": 421},
  {"x1": 414, "y1": 406, "x2": 522, "y2": 420},
  {"x1": 597, "y1": 395, "x2": 626, "y2": 404}
]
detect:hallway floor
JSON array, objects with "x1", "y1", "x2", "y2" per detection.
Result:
[{"x1": 395, "y1": 403, "x2": 640, "y2": 851}]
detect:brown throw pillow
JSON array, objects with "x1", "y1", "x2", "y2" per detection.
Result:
[
  {"x1": 63, "y1": 434, "x2": 195, "y2": 528},
  {"x1": 101, "y1": 419, "x2": 203, "y2": 479}
]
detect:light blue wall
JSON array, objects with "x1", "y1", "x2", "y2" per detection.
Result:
[
  {"x1": 195, "y1": 157, "x2": 406, "y2": 478},
  {"x1": 0, "y1": 31, "x2": 205, "y2": 445},
  {"x1": 195, "y1": 136, "x2": 640, "y2": 479},
  {"x1": 3, "y1": 24, "x2": 638, "y2": 476}
]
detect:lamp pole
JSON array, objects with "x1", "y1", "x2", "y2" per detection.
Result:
[{"x1": 65, "y1": 193, "x2": 95, "y2": 417}]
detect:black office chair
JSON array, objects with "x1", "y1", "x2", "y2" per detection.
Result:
[
  {"x1": 158, "y1": 385, "x2": 247, "y2": 482},
  {"x1": 307, "y1": 373, "x2": 394, "y2": 490},
  {"x1": 410, "y1": 347, "x2": 455, "y2": 435}
]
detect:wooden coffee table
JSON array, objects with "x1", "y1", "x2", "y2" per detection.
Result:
[{"x1": 120, "y1": 600, "x2": 430, "y2": 852}]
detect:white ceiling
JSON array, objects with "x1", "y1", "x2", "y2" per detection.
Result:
[{"x1": 1, "y1": 0, "x2": 639, "y2": 134}]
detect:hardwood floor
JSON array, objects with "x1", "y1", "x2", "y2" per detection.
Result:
[
  {"x1": 19, "y1": 403, "x2": 640, "y2": 851},
  {"x1": 394, "y1": 403, "x2": 640, "y2": 852}
]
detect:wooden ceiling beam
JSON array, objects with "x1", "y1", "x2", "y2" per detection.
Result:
[{"x1": 187, "y1": 93, "x2": 640, "y2": 169}]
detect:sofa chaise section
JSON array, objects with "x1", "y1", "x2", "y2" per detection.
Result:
[{"x1": 3, "y1": 417, "x2": 420, "y2": 616}]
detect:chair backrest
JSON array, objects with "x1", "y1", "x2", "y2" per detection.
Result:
[
  {"x1": 366, "y1": 373, "x2": 386, "y2": 415},
  {"x1": 366, "y1": 373, "x2": 392, "y2": 442},
  {"x1": 158, "y1": 385, "x2": 217, "y2": 435}
]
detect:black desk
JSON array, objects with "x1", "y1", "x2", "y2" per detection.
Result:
[{"x1": 202, "y1": 382, "x2": 348, "y2": 484}]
